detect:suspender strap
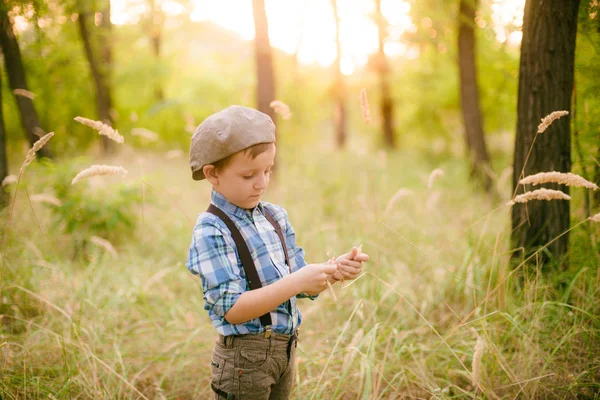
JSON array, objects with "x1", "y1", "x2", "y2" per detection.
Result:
[
  {"x1": 206, "y1": 204, "x2": 272, "y2": 327},
  {"x1": 263, "y1": 209, "x2": 291, "y2": 268}
]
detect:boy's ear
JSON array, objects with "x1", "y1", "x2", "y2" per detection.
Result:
[{"x1": 203, "y1": 165, "x2": 219, "y2": 185}]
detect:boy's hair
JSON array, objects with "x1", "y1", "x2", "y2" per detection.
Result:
[{"x1": 212, "y1": 142, "x2": 273, "y2": 173}]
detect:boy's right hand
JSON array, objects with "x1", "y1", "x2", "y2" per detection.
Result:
[{"x1": 294, "y1": 263, "x2": 337, "y2": 294}]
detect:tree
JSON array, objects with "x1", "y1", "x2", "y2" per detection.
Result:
[
  {"x1": 0, "y1": 2, "x2": 50, "y2": 158},
  {"x1": 0, "y1": 65, "x2": 8, "y2": 208},
  {"x1": 331, "y1": 0, "x2": 346, "y2": 148},
  {"x1": 458, "y1": 0, "x2": 491, "y2": 192},
  {"x1": 76, "y1": 0, "x2": 115, "y2": 154},
  {"x1": 374, "y1": 0, "x2": 395, "y2": 148},
  {"x1": 142, "y1": 0, "x2": 165, "y2": 101},
  {"x1": 252, "y1": 0, "x2": 276, "y2": 125},
  {"x1": 511, "y1": 0, "x2": 580, "y2": 266}
]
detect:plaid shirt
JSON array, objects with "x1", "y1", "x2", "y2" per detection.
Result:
[{"x1": 186, "y1": 190, "x2": 314, "y2": 336}]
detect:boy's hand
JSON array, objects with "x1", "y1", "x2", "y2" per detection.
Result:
[
  {"x1": 294, "y1": 263, "x2": 337, "y2": 294},
  {"x1": 332, "y1": 246, "x2": 369, "y2": 282}
]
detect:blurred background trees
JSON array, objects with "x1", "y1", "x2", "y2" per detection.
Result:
[{"x1": 0, "y1": 0, "x2": 598, "y2": 264}]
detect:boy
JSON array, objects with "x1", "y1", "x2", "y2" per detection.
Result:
[{"x1": 186, "y1": 105, "x2": 369, "y2": 399}]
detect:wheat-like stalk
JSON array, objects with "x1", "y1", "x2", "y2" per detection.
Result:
[
  {"x1": 507, "y1": 188, "x2": 571, "y2": 206},
  {"x1": 537, "y1": 110, "x2": 569, "y2": 133},
  {"x1": 1, "y1": 175, "x2": 18, "y2": 187},
  {"x1": 74, "y1": 116, "x2": 124, "y2": 143},
  {"x1": 325, "y1": 257, "x2": 338, "y2": 302},
  {"x1": 90, "y1": 235, "x2": 118, "y2": 258},
  {"x1": 470, "y1": 328, "x2": 485, "y2": 387},
  {"x1": 359, "y1": 88, "x2": 372, "y2": 124},
  {"x1": 30, "y1": 193, "x2": 62, "y2": 207},
  {"x1": 165, "y1": 149, "x2": 184, "y2": 160},
  {"x1": 590, "y1": 212, "x2": 600, "y2": 223},
  {"x1": 20, "y1": 132, "x2": 54, "y2": 174},
  {"x1": 269, "y1": 100, "x2": 292, "y2": 120},
  {"x1": 131, "y1": 128, "x2": 159, "y2": 141},
  {"x1": 13, "y1": 89, "x2": 36, "y2": 99},
  {"x1": 71, "y1": 165, "x2": 128, "y2": 185},
  {"x1": 384, "y1": 188, "x2": 413, "y2": 213},
  {"x1": 427, "y1": 168, "x2": 445, "y2": 189},
  {"x1": 519, "y1": 171, "x2": 598, "y2": 190}
]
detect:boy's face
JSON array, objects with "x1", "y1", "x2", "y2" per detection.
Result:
[{"x1": 208, "y1": 143, "x2": 276, "y2": 209}]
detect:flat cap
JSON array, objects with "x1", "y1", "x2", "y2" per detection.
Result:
[{"x1": 189, "y1": 105, "x2": 275, "y2": 180}]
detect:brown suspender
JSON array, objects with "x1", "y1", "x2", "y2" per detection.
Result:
[{"x1": 205, "y1": 204, "x2": 291, "y2": 328}]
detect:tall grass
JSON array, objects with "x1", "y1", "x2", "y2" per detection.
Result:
[{"x1": 1, "y1": 143, "x2": 598, "y2": 399}]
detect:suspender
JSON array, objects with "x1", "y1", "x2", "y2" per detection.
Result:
[{"x1": 205, "y1": 204, "x2": 291, "y2": 329}]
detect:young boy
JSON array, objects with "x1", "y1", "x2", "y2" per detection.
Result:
[{"x1": 186, "y1": 105, "x2": 369, "y2": 399}]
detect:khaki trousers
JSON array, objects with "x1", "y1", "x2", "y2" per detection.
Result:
[{"x1": 210, "y1": 330, "x2": 298, "y2": 399}]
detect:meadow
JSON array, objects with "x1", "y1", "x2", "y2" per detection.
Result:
[{"x1": 1, "y1": 132, "x2": 598, "y2": 399}]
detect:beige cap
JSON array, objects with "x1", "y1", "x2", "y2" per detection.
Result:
[{"x1": 189, "y1": 105, "x2": 276, "y2": 180}]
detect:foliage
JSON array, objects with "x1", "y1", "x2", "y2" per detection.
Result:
[{"x1": 42, "y1": 158, "x2": 143, "y2": 252}]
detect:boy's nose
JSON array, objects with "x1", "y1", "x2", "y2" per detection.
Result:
[{"x1": 255, "y1": 174, "x2": 268, "y2": 189}]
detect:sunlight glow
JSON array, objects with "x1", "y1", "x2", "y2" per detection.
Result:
[{"x1": 109, "y1": 0, "x2": 525, "y2": 73}]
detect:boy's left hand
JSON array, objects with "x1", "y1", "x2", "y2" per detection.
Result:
[{"x1": 332, "y1": 246, "x2": 369, "y2": 282}]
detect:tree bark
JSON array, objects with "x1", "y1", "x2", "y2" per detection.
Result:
[
  {"x1": 252, "y1": 0, "x2": 276, "y2": 126},
  {"x1": 511, "y1": 0, "x2": 580, "y2": 267},
  {"x1": 148, "y1": 0, "x2": 164, "y2": 101},
  {"x1": 0, "y1": 3, "x2": 50, "y2": 158},
  {"x1": 331, "y1": 0, "x2": 346, "y2": 149},
  {"x1": 0, "y1": 64, "x2": 9, "y2": 208},
  {"x1": 375, "y1": 0, "x2": 395, "y2": 148},
  {"x1": 77, "y1": 0, "x2": 115, "y2": 154},
  {"x1": 458, "y1": 0, "x2": 491, "y2": 192}
]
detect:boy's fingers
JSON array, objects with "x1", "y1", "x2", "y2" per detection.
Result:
[
  {"x1": 354, "y1": 253, "x2": 369, "y2": 262},
  {"x1": 340, "y1": 259, "x2": 361, "y2": 268},
  {"x1": 322, "y1": 263, "x2": 337, "y2": 274}
]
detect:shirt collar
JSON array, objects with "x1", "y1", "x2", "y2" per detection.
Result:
[{"x1": 211, "y1": 189, "x2": 264, "y2": 218}]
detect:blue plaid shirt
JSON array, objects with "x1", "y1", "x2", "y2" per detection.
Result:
[{"x1": 186, "y1": 190, "x2": 315, "y2": 336}]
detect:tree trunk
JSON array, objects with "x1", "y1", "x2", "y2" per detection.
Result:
[
  {"x1": 458, "y1": 0, "x2": 491, "y2": 192},
  {"x1": 77, "y1": 0, "x2": 115, "y2": 154},
  {"x1": 331, "y1": 0, "x2": 346, "y2": 149},
  {"x1": 0, "y1": 4, "x2": 50, "y2": 158},
  {"x1": 0, "y1": 65, "x2": 9, "y2": 208},
  {"x1": 149, "y1": 0, "x2": 164, "y2": 101},
  {"x1": 252, "y1": 0, "x2": 276, "y2": 126},
  {"x1": 375, "y1": 0, "x2": 395, "y2": 148},
  {"x1": 511, "y1": 0, "x2": 580, "y2": 267}
]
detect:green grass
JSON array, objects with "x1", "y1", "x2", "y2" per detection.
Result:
[{"x1": 1, "y1": 142, "x2": 599, "y2": 399}]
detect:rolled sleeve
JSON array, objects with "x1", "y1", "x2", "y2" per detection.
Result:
[{"x1": 186, "y1": 221, "x2": 245, "y2": 317}]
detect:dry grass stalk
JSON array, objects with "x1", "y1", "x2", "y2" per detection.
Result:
[
  {"x1": 90, "y1": 235, "x2": 118, "y2": 258},
  {"x1": 13, "y1": 89, "x2": 35, "y2": 99},
  {"x1": 427, "y1": 168, "x2": 445, "y2": 189},
  {"x1": 30, "y1": 193, "x2": 62, "y2": 207},
  {"x1": 342, "y1": 327, "x2": 364, "y2": 370},
  {"x1": 269, "y1": 100, "x2": 292, "y2": 120},
  {"x1": 326, "y1": 257, "x2": 338, "y2": 302},
  {"x1": 131, "y1": 128, "x2": 159, "y2": 141},
  {"x1": 519, "y1": 171, "x2": 598, "y2": 190},
  {"x1": 537, "y1": 110, "x2": 569, "y2": 133},
  {"x1": 74, "y1": 116, "x2": 124, "y2": 143},
  {"x1": 384, "y1": 188, "x2": 413, "y2": 213},
  {"x1": 165, "y1": 149, "x2": 184, "y2": 160},
  {"x1": 470, "y1": 328, "x2": 485, "y2": 387},
  {"x1": 184, "y1": 113, "x2": 197, "y2": 134},
  {"x1": 20, "y1": 132, "x2": 54, "y2": 174},
  {"x1": 507, "y1": 188, "x2": 571, "y2": 206},
  {"x1": 590, "y1": 212, "x2": 600, "y2": 223},
  {"x1": 71, "y1": 165, "x2": 128, "y2": 185},
  {"x1": 1, "y1": 175, "x2": 18, "y2": 187},
  {"x1": 359, "y1": 88, "x2": 372, "y2": 124}
]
